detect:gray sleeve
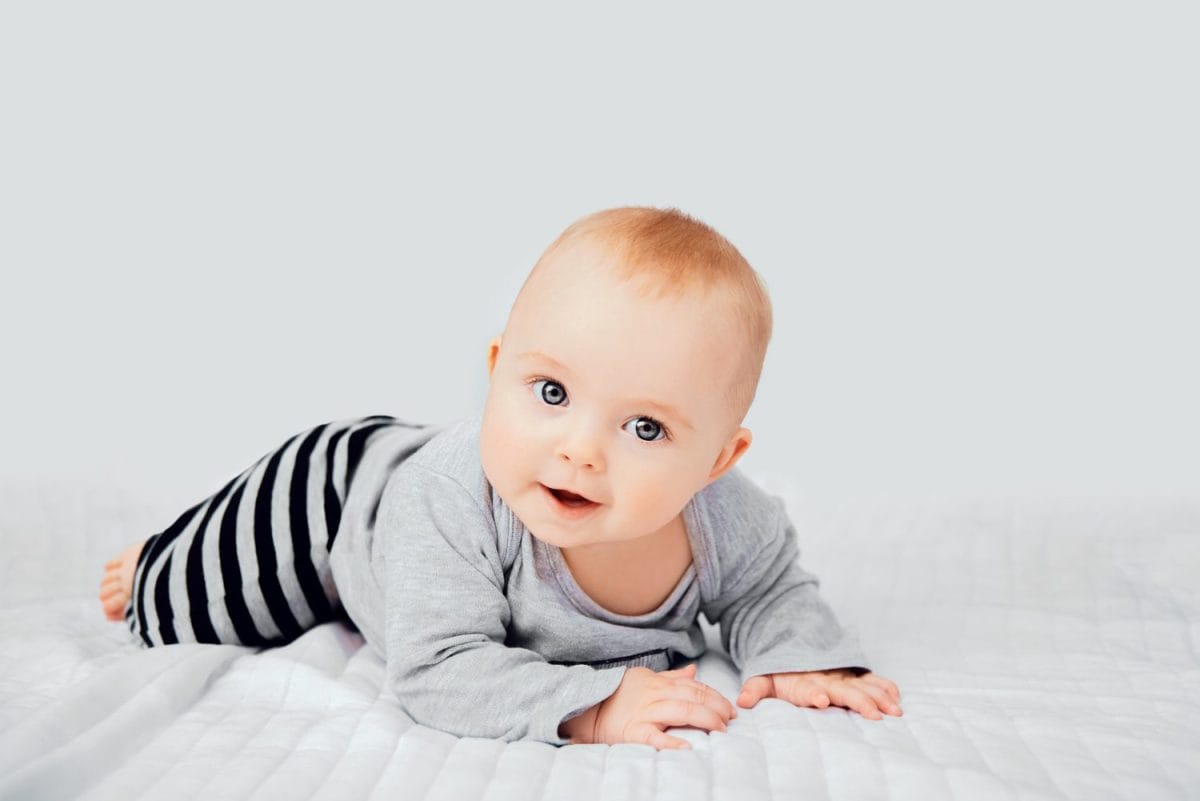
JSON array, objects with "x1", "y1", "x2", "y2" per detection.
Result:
[
  {"x1": 380, "y1": 463, "x2": 626, "y2": 745},
  {"x1": 704, "y1": 500, "x2": 871, "y2": 681}
]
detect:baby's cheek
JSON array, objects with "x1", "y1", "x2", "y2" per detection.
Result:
[
  {"x1": 480, "y1": 422, "x2": 522, "y2": 488},
  {"x1": 622, "y1": 484, "x2": 678, "y2": 530}
]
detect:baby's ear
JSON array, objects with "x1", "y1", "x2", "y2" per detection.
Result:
[
  {"x1": 486, "y1": 335, "x2": 503, "y2": 377},
  {"x1": 707, "y1": 427, "x2": 752, "y2": 485}
]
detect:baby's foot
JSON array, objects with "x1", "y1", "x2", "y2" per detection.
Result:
[{"x1": 99, "y1": 539, "x2": 147, "y2": 621}]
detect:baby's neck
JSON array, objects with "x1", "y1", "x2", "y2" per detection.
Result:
[
  {"x1": 557, "y1": 512, "x2": 693, "y2": 617},
  {"x1": 560, "y1": 512, "x2": 685, "y2": 564}
]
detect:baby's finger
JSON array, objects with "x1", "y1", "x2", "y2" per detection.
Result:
[
  {"x1": 670, "y1": 677, "x2": 737, "y2": 721},
  {"x1": 797, "y1": 687, "x2": 831, "y2": 708},
  {"x1": 634, "y1": 723, "x2": 692, "y2": 750},
  {"x1": 860, "y1": 673, "x2": 901, "y2": 703},
  {"x1": 647, "y1": 697, "x2": 730, "y2": 734},
  {"x1": 661, "y1": 663, "x2": 698, "y2": 676},
  {"x1": 826, "y1": 683, "x2": 884, "y2": 721},
  {"x1": 855, "y1": 682, "x2": 902, "y2": 716}
]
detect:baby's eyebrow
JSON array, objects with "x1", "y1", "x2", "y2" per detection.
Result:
[
  {"x1": 518, "y1": 350, "x2": 694, "y2": 432},
  {"x1": 519, "y1": 351, "x2": 571, "y2": 373}
]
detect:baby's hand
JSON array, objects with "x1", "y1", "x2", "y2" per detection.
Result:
[
  {"x1": 593, "y1": 664, "x2": 738, "y2": 750},
  {"x1": 738, "y1": 668, "x2": 903, "y2": 720}
]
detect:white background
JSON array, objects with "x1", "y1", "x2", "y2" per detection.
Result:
[{"x1": 1, "y1": 4, "x2": 1195, "y2": 500}]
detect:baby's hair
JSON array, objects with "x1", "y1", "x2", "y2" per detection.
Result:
[{"x1": 526, "y1": 206, "x2": 773, "y2": 429}]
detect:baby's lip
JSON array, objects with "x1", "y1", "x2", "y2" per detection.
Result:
[{"x1": 540, "y1": 483, "x2": 600, "y2": 505}]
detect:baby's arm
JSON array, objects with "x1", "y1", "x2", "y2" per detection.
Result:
[
  {"x1": 557, "y1": 701, "x2": 599, "y2": 743},
  {"x1": 704, "y1": 496, "x2": 902, "y2": 718},
  {"x1": 380, "y1": 463, "x2": 626, "y2": 745}
]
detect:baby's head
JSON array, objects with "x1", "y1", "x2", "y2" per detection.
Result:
[{"x1": 480, "y1": 206, "x2": 772, "y2": 549}]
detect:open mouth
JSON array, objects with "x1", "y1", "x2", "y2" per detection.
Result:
[
  {"x1": 540, "y1": 483, "x2": 601, "y2": 514},
  {"x1": 547, "y1": 486, "x2": 595, "y2": 507}
]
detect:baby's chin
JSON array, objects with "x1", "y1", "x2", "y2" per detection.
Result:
[
  {"x1": 516, "y1": 493, "x2": 608, "y2": 548},
  {"x1": 519, "y1": 519, "x2": 591, "y2": 548},
  {"x1": 524, "y1": 527, "x2": 571, "y2": 547},
  {"x1": 521, "y1": 510, "x2": 593, "y2": 543}
]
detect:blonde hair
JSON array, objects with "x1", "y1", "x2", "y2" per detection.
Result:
[{"x1": 517, "y1": 206, "x2": 773, "y2": 428}]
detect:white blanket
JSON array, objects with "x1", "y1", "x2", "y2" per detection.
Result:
[{"x1": 2, "y1": 476, "x2": 1197, "y2": 801}]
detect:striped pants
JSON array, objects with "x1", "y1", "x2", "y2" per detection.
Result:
[{"x1": 125, "y1": 415, "x2": 436, "y2": 649}]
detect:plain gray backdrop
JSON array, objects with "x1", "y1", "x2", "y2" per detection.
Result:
[{"x1": 1, "y1": 4, "x2": 1195, "y2": 500}]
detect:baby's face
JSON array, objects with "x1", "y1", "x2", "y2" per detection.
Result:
[{"x1": 480, "y1": 242, "x2": 752, "y2": 550}]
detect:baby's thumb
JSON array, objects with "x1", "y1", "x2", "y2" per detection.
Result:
[
  {"x1": 738, "y1": 675, "x2": 773, "y2": 708},
  {"x1": 664, "y1": 663, "x2": 698, "y2": 676}
]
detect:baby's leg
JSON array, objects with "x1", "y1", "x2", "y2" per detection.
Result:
[{"x1": 102, "y1": 415, "x2": 416, "y2": 648}]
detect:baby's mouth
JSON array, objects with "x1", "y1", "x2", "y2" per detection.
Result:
[{"x1": 541, "y1": 484, "x2": 599, "y2": 508}]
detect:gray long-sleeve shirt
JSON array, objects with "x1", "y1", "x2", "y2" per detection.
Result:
[{"x1": 328, "y1": 411, "x2": 869, "y2": 746}]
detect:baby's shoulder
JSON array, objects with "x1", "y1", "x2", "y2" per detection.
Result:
[
  {"x1": 694, "y1": 467, "x2": 791, "y2": 595},
  {"x1": 385, "y1": 412, "x2": 518, "y2": 567},
  {"x1": 402, "y1": 411, "x2": 485, "y2": 486},
  {"x1": 697, "y1": 466, "x2": 787, "y2": 538}
]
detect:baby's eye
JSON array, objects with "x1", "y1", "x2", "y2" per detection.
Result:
[
  {"x1": 623, "y1": 417, "x2": 667, "y2": 443},
  {"x1": 529, "y1": 379, "x2": 669, "y2": 443},
  {"x1": 531, "y1": 378, "x2": 567, "y2": 406}
]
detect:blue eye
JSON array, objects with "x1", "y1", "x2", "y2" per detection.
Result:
[
  {"x1": 528, "y1": 378, "x2": 670, "y2": 443},
  {"x1": 624, "y1": 417, "x2": 666, "y2": 442},
  {"x1": 532, "y1": 378, "x2": 567, "y2": 406}
]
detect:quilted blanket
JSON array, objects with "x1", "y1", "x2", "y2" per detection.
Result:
[{"x1": 1, "y1": 475, "x2": 1196, "y2": 801}]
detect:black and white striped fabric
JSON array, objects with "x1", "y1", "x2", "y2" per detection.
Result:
[{"x1": 126, "y1": 415, "x2": 433, "y2": 648}]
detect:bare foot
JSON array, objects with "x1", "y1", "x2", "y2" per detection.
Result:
[{"x1": 99, "y1": 539, "x2": 147, "y2": 621}]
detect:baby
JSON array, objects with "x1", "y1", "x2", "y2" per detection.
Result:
[{"x1": 98, "y1": 206, "x2": 902, "y2": 749}]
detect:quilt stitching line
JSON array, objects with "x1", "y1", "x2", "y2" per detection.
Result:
[
  {"x1": 126, "y1": 649, "x2": 252, "y2": 801},
  {"x1": 1104, "y1": 544, "x2": 1190, "y2": 796},
  {"x1": 166, "y1": 649, "x2": 293, "y2": 801},
  {"x1": 993, "y1": 499, "x2": 1076, "y2": 801},
  {"x1": 372, "y1": 705, "x2": 444, "y2": 801},
  {"x1": 525, "y1": 739, "x2": 555, "y2": 801},
  {"x1": 974, "y1": 498, "x2": 1113, "y2": 800},
  {"x1": 434, "y1": 737, "x2": 505, "y2": 801},
  {"x1": 869, "y1": 671, "x2": 956, "y2": 800},
  {"x1": 537, "y1": 742, "x2": 575, "y2": 801},
  {"x1": 1105, "y1": 507, "x2": 1198, "y2": 797},
  {"x1": 1040, "y1": 506, "x2": 1139, "y2": 801},
  {"x1": 886, "y1": 504, "x2": 957, "y2": 801},
  {"x1": 1113, "y1": 682, "x2": 1192, "y2": 801},
  {"x1": 923, "y1": 664, "x2": 1061, "y2": 799},
  {"x1": 1075, "y1": 537, "x2": 1187, "y2": 800},
  {"x1": 362, "y1": 698, "x2": 407, "y2": 801},
  {"x1": 801, "y1": 710, "x2": 833, "y2": 801},
  {"x1": 418, "y1": 730, "x2": 475, "y2": 801},
  {"x1": 227, "y1": 648, "x2": 340, "y2": 801},
  {"x1": 1063, "y1": 498, "x2": 1145, "y2": 800},
  {"x1": 650, "y1": 735, "x2": 661, "y2": 801},
  {"x1": 740, "y1": 695, "x2": 795, "y2": 801},
  {"x1": 56, "y1": 646, "x2": 242, "y2": 801},
  {"x1": 293, "y1": 640, "x2": 382, "y2": 801},
  {"x1": 903, "y1": 501, "x2": 1063, "y2": 800}
]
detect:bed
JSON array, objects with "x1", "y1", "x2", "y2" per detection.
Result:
[{"x1": 1, "y1": 474, "x2": 1196, "y2": 800}]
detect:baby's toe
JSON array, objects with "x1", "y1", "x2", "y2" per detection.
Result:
[{"x1": 102, "y1": 595, "x2": 127, "y2": 620}]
